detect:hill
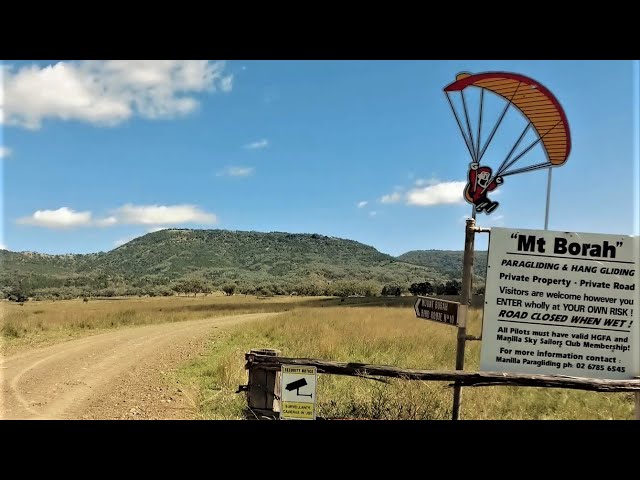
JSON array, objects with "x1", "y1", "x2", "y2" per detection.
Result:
[
  {"x1": 1, "y1": 229, "x2": 471, "y2": 299},
  {"x1": 396, "y1": 250, "x2": 488, "y2": 283}
]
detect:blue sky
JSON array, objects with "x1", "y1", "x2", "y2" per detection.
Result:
[{"x1": 2, "y1": 60, "x2": 639, "y2": 256}]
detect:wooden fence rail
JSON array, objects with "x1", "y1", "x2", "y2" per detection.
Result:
[{"x1": 245, "y1": 351, "x2": 640, "y2": 393}]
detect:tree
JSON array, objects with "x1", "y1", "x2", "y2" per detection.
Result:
[
  {"x1": 408, "y1": 282, "x2": 433, "y2": 296},
  {"x1": 329, "y1": 280, "x2": 357, "y2": 298},
  {"x1": 172, "y1": 282, "x2": 186, "y2": 296},
  {"x1": 173, "y1": 279, "x2": 205, "y2": 297},
  {"x1": 443, "y1": 280, "x2": 462, "y2": 295},
  {"x1": 222, "y1": 284, "x2": 236, "y2": 296},
  {"x1": 8, "y1": 287, "x2": 28, "y2": 303},
  {"x1": 188, "y1": 279, "x2": 205, "y2": 297},
  {"x1": 360, "y1": 281, "x2": 379, "y2": 297},
  {"x1": 382, "y1": 284, "x2": 402, "y2": 296},
  {"x1": 255, "y1": 284, "x2": 273, "y2": 296},
  {"x1": 200, "y1": 283, "x2": 213, "y2": 296}
]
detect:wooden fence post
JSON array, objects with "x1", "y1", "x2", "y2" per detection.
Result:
[{"x1": 247, "y1": 348, "x2": 281, "y2": 418}]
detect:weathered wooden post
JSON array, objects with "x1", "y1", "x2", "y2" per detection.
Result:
[
  {"x1": 452, "y1": 217, "x2": 475, "y2": 420},
  {"x1": 246, "y1": 348, "x2": 281, "y2": 418}
]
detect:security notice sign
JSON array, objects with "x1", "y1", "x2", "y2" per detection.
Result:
[
  {"x1": 480, "y1": 227, "x2": 639, "y2": 380},
  {"x1": 280, "y1": 365, "x2": 317, "y2": 420}
]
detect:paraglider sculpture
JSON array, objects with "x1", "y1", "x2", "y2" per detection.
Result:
[{"x1": 444, "y1": 72, "x2": 571, "y2": 219}]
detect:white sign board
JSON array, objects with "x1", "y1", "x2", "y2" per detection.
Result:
[
  {"x1": 280, "y1": 365, "x2": 317, "y2": 420},
  {"x1": 481, "y1": 227, "x2": 639, "y2": 380}
]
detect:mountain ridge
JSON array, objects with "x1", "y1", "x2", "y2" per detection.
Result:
[{"x1": 1, "y1": 228, "x2": 487, "y2": 299}]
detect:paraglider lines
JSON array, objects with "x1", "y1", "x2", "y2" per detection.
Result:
[
  {"x1": 481, "y1": 120, "x2": 563, "y2": 192},
  {"x1": 495, "y1": 120, "x2": 562, "y2": 177},
  {"x1": 476, "y1": 88, "x2": 484, "y2": 162},
  {"x1": 476, "y1": 82, "x2": 522, "y2": 164},
  {"x1": 497, "y1": 161, "x2": 553, "y2": 177},
  {"x1": 445, "y1": 92, "x2": 477, "y2": 162},
  {"x1": 495, "y1": 122, "x2": 531, "y2": 175},
  {"x1": 460, "y1": 90, "x2": 477, "y2": 159}
]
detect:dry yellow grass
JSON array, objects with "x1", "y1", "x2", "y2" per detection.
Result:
[
  {"x1": 2, "y1": 295, "x2": 634, "y2": 419},
  {"x1": 182, "y1": 303, "x2": 635, "y2": 420},
  {"x1": 0, "y1": 295, "x2": 311, "y2": 351}
]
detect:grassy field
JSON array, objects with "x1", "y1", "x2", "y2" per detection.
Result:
[
  {"x1": 177, "y1": 300, "x2": 636, "y2": 420},
  {"x1": 2, "y1": 295, "x2": 635, "y2": 419},
  {"x1": 0, "y1": 294, "x2": 311, "y2": 351}
]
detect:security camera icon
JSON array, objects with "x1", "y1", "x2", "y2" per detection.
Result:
[{"x1": 285, "y1": 378, "x2": 313, "y2": 398}]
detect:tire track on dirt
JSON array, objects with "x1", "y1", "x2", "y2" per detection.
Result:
[{"x1": 1, "y1": 312, "x2": 278, "y2": 420}]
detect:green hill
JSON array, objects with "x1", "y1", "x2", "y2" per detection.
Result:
[
  {"x1": 1, "y1": 229, "x2": 470, "y2": 299},
  {"x1": 397, "y1": 250, "x2": 488, "y2": 283}
]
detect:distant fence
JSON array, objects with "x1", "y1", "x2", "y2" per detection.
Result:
[{"x1": 239, "y1": 349, "x2": 640, "y2": 420}]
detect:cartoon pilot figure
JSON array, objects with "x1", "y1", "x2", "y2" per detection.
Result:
[{"x1": 464, "y1": 162, "x2": 503, "y2": 214}]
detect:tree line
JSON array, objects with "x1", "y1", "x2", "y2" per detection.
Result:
[{"x1": 2, "y1": 278, "x2": 476, "y2": 302}]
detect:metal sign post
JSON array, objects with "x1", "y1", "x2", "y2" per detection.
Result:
[
  {"x1": 544, "y1": 166, "x2": 553, "y2": 230},
  {"x1": 451, "y1": 218, "x2": 476, "y2": 420}
]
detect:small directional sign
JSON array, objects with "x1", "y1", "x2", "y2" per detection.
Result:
[
  {"x1": 414, "y1": 296, "x2": 460, "y2": 326},
  {"x1": 280, "y1": 365, "x2": 317, "y2": 420}
]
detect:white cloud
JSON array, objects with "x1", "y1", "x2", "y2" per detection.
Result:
[
  {"x1": 147, "y1": 226, "x2": 165, "y2": 233},
  {"x1": 95, "y1": 216, "x2": 117, "y2": 227},
  {"x1": 406, "y1": 181, "x2": 467, "y2": 206},
  {"x1": 16, "y1": 204, "x2": 217, "y2": 229},
  {"x1": 0, "y1": 146, "x2": 11, "y2": 159},
  {"x1": 114, "y1": 204, "x2": 217, "y2": 225},
  {"x1": 1, "y1": 60, "x2": 232, "y2": 129},
  {"x1": 369, "y1": 211, "x2": 377, "y2": 217},
  {"x1": 217, "y1": 166, "x2": 254, "y2": 177},
  {"x1": 16, "y1": 207, "x2": 93, "y2": 228},
  {"x1": 0, "y1": 243, "x2": 7, "y2": 250},
  {"x1": 244, "y1": 139, "x2": 269, "y2": 150},
  {"x1": 380, "y1": 192, "x2": 402, "y2": 204},
  {"x1": 221, "y1": 75, "x2": 233, "y2": 92},
  {"x1": 357, "y1": 201, "x2": 368, "y2": 208},
  {"x1": 415, "y1": 177, "x2": 440, "y2": 187}
]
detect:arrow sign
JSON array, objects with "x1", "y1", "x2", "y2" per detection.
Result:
[{"x1": 414, "y1": 296, "x2": 460, "y2": 326}]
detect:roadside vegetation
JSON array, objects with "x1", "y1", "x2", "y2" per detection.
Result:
[
  {"x1": 178, "y1": 300, "x2": 635, "y2": 420},
  {"x1": 4, "y1": 294, "x2": 630, "y2": 419}
]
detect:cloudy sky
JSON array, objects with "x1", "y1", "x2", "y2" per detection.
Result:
[{"x1": 2, "y1": 60, "x2": 638, "y2": 254}]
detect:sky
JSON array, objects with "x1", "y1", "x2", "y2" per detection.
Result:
[{"x1": 2, "y1": 60, "x2": 639, "y2": 256}]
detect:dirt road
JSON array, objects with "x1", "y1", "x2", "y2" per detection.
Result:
[{"x1": 1, "y1": 313, "x2": 277, "y2": 420}]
